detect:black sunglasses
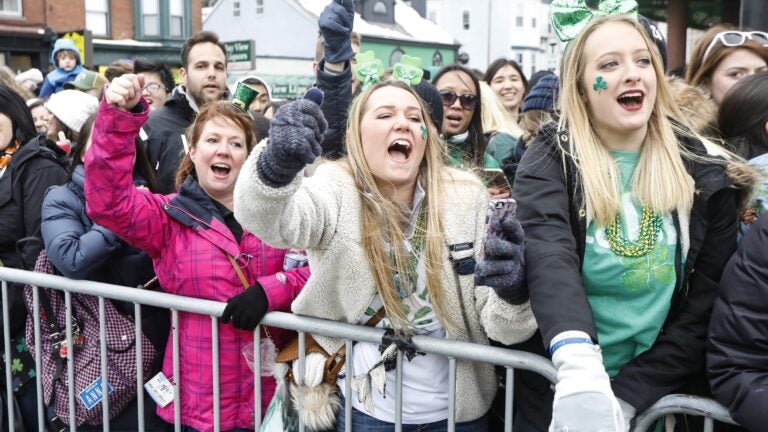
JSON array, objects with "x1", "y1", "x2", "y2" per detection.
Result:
[{"x1": 439, "y1": 90, "x2": 477, "y2": 110}]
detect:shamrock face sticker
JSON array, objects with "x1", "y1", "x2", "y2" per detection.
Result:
[
  {"x1": 420, "y1": 125, "x2": 428, "y2": 139},
  {"x1": 593, "y1": 76, "x2": 608, "y2": 93}
]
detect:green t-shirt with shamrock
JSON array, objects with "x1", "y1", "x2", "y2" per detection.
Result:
[{"x1": 582, "y1": 150, "x2": 678, "y2": 377}]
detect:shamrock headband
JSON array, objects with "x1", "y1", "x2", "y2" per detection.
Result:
[
  {"x1": 551, "y1": 0, "x2": 638, "y2": 42},
  {"x1": 355, "y1": 51, "x2": 425, "y2": 91}
]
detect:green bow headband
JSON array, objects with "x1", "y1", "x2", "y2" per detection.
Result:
[
  {"x1": 355, "y1": 51, "x2": 425, "y2": 91},
  {"x1": 550, "y1": 0, "x2": 638, "y2": 42}
]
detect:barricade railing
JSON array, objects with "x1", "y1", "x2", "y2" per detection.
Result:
[
  {"x1": 0, "y1": 267, "x2": 558, "y2": 432},
  {"x1": 633, "y1": 394, "x2": 737, "y2": 432},
  {"x1": 1, "y1": 267, "x2": 739, "y2": 432}
]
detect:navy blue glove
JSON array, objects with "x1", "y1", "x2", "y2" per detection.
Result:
[
  {"x1": 319, "y1": 0, "x2": 356, "y2": 63},
  {"x1": 475, "y1": 214, "x2": 528, "y2": 304},
  {"x1": 221, "y1": 283, "x2": 269, "y2": 331},
  {"x1": 256, "y1": 89, "x2": 328, "y2": 188}
]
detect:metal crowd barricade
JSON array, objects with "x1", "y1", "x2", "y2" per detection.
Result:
[
  {"x1": 633, "y1": 394, "x2": 738, "y2": 432},
  {"x1": 2, "y1": 267, "x2": 739, "y2": 432},
  {"x1": 0, "y1": 266, "x2": 557, "y2": 432}
]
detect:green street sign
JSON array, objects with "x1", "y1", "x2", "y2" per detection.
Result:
[{"x1": 225, "y1": 40, "x2": 255, "y2": 71}]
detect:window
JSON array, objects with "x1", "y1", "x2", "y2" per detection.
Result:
[
  {"x1": 462, "y1": 11, "x2": 470, "y2": 30},
  {"x1": 432, "y1": 51, "x2": 443, "y2": 67},
  {"x1": 373, "y1": 1, "x2": 387, "y2": 14},
  {"x1": 170, "y1": 0, "x2": 185, "y2": 38},
  {"x1": 256, "y1": 0, "x2": 264, "y2": 15},
  {"x1": 0, "y1": 0, "x2": 20, "y2": 15},
  {"x1": 85, "y1": 0, "x2": 109, "y2": 36},
  {"x1": 233, "y1": 1, "x2": 240, "y2": 17},
  {"x1": 532, "y1": 17, "x2": 536, "y2": 28},
  {"x1": 142, "y1": 0, "x2": 159, "y2": 36},
  {"x1": 516, "y1": 53, "x2": 523, "y2": 64},
  {"x1": 515, "y1": 16, "x2": 523, "y2": 27},
  {"x1": 389, "y1": 48, "x2": 404, "y2": 66}
]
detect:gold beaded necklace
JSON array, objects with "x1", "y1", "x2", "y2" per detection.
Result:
[{"x1": 604, "y1": 205, "x2": 662, "y2": 257}]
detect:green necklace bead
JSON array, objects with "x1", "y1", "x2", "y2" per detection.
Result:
[{"x1": 605, "y1": 205, "x2": 662, "y2": 258}]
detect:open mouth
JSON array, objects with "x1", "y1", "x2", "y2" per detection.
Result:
[
  {"x1": 387, "y1": 139, "x2": 412, "y2": 162},
  {"x1": 211, "y1": 163, "x2": 231, "y2": 177},
  {"x1": 617, "y1": 91, "x2": 644, "y2": 110}
]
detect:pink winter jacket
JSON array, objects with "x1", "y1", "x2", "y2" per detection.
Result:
[{"x1": 84, "y1": 99, "x2": 309, "y2": 431}]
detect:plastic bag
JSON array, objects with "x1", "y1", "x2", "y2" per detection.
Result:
[{"x1": 242, "y1": 336, "x2": 277, "y2": 377}]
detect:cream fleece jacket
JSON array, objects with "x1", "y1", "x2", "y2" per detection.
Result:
[{"x1": 234, "y1": 143, "x2": 537, "y2": 422}]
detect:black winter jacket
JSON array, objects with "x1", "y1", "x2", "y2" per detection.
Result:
[
  {"x1": 41, "y1": 165, "x2": 156, "y2": 287},
  {"x1": 315, "y1": 59, "x2": 352, "y2": 160},
  {"x1": 708, "y1": 214, "x2": 768, "y2": 432},
  {"x1": 513, "y1": 124, "x2": 739, "y2": 421},
  {"x1": 144, "y1": 87, "x2": 196, "y2": 194},
  {"x1": 0, "y1": 136, "x2": 68, "y2": 335}
]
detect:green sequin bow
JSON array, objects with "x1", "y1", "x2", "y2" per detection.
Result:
[
  {"x1": 356, "y1": 51, "x2": 385, "y2": 91},
  {"x1": 550, "y1": 0, "x2": 638, "y2": 42}
]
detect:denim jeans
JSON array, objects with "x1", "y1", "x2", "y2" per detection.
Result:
[{"x1": 336, "y1": 396, "x2": 489, "y2": 432}]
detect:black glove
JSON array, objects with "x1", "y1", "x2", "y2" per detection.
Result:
[
  {"x1": 475, "y1": 214, "x2": 528, "y2": 304},
  {"x1": 256, "y1": 89, "x2": 328, "y2": 188},
  {"x1": 319, "y1": 0, "x2": 356, "y2": 64},
  {"x1": 221, "y1": 284, "x2": 269, "y2": 330}
]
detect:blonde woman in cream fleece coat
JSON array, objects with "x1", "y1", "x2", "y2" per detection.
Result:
[{"x1": 234, "y1": 81, "x2": 536, "y2": 431}]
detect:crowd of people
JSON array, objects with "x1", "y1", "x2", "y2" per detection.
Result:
[{"x1": 1, "y1": 0, "x2": 768, "y2": 431}]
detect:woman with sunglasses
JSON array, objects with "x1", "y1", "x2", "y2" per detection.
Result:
[
  {"x1": 686, "y1": 25, "x2": 768, "y2": 106},
  {"x1": 432, "y1": 65, "x2": 498, "y2": 170}
]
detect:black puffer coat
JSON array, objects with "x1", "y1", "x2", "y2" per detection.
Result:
[
  {"x1": 708, "y1": 214, "x2": 768, "y2": 432},
  {"x1": 0, "y1": 136, "x2": 68, "y2": 335}
]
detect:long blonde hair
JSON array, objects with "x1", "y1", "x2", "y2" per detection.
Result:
[
  {"x1": 342, "y1": 80, "x2": 454, "y2": 333},
  {"x1": 479, "y1": 81, "x2": 524, "y2": 139},
  {"x1": 559, "y1": 15, "x2": 695, "y2": 226}
]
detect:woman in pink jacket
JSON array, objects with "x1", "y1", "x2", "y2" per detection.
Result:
[{"x1": 84, "y1": 74, "x2": 310, "y2": 432}]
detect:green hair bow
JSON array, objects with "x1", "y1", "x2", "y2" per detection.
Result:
[
  {"x1": 355, "y1": 51, "x2": 385, "y2": 91},
  {"x1": 550, "y1": 0, "x2": 638, "y2": 42}
]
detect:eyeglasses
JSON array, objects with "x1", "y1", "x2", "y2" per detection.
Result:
[
  {"x1": 439, "y1": 90, "x2": 477, "y2": 110},
  {"x1": 143, "y1": 83, "x2": 165, "y2": 94},
  {"x1": 702, "y1": 31, "x2": 768, "y2": 61}
]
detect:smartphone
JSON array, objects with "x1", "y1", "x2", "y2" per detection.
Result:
[
  {"x1": 484, "y1": 198, "x2": 517, "y2": 256},
  {"x1": 481, "y1": 168, "x2": 512, "y2": 196}
]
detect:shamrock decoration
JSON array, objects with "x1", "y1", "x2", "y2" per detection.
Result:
[
  {"x1": 355, "y1": 51, "x2": 385, "y2": 91},
  {"x1": 593, "y1": 76, "x2": 608, "y2": 93},
  {"x1": 392, "y1": 54, "x2": 424, "y2": 86},
  {"x1": 11, "y1": 358, "x2": 22, "y2": 373}
]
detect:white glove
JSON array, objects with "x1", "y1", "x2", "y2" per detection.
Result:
[
  {"x1": 549, "y1": 331, "x2": 624, "y2": 432},
  {"x1": 291, "y1": 352, "x2": 327, "y2": 387}
]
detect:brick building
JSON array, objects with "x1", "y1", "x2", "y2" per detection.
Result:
[{"x1": 0, "y1": 0, "x2": 202, "y2": 74}]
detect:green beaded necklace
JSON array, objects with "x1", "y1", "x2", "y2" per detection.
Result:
[
  {"x1": 393, "y1": 205, "x2": 427, "y2": 298},
  {"x1": 604, "y1": 205, "x2": 662, "y2": 257}
]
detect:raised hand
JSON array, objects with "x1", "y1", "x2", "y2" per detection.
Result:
[
  {"x1": 256, "y1": 89, "x2": 328, "y2": 188},
  {"x1": 475, "y1": 213, "x2": 527, "y2": 304},
  {"x1": 319, "y1": 0, "x2": 356, "y2": 63},
  {"x1": 105, "y1": 74, "x2": 144, "y2": 111}
]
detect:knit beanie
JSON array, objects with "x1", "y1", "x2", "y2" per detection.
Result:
[
  {"x1": 44, "y1": 90, "x2": 98, "y2": 133},
  {"x1": 521, "y1": 74, "x2": 559, "y2": 114},
  {"x1": 15, "y1": 68, "x2": 44, "y2": 86},
  {"x1": 638, "y1": 15, "x2": 668, "y2": 72},
  {"x1": 412, "y1": 79, "x2": 444, "y2": 133}
]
